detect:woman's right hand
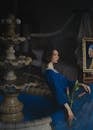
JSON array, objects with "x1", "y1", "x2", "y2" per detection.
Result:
[
  {"x1": 67, "y1": 110, "x2": 76, "y2": 127},
  {"x1": 67, "y1": 110, "x2": 76, "y2": 121},
  {"x1": 64, "y1": 103, "x2": 76, "y2": 123}
]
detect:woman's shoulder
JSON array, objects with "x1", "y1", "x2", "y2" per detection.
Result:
[
  {"x1": 43, "y1": 69, "x2": 58, "y2": 77},
  {"x1": 44, "y1": 69, "x2": 66, "y2": 79},
  {"x1": 45, "y1": 68, "x2": 58, "y2": 73},
  {"x1": 44, "y1": 69, "x2": 55, "y2": 75}
]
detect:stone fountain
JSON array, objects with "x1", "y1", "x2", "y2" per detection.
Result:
[
  {"x1": 0, "y1": 14, "x2": 52, "y2": 130},
  {"x1": 0, "y1": 14, "x2": 32, "y2": 122}
]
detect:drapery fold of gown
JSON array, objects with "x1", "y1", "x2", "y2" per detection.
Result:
[{"x1": 44, "y1": 69, "x2": 93, "y2": 130}]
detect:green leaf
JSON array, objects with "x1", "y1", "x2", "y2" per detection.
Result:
[{"x1": 68, "y1": 80, "x2": 81, "y2": 108}]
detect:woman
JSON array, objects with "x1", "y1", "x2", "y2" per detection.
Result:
[
  {"x1": 42, "y1": 48, "x2": 92, "y2": 129},
  {"x1": 88, "y1": 44, "x2": 93, "y2": 69}
]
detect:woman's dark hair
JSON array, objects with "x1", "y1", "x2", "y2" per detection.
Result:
[{"x1": 42, "y1": 47, "x2": 60, "y2": 64}]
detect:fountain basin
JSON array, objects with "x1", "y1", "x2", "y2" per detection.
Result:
[
  {"x1": 0, "y1": 94, "x2": 54, "y2": 130},
  {"x1": 0, "y1": 117, "x2": 52, "y2": 130}
]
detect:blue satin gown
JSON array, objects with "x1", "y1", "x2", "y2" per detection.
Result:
[{"x1": 44, "y1": 69, "x2": 93, "y2": 130}]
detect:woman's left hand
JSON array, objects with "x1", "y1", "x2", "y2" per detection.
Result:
[{"x1": 79, "y1": 83, "x2": 91, "y2": 94}]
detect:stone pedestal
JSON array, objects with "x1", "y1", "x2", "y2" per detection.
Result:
[
  {"x1": 0, "y1": 94, "x2": 23, "y2": 122},
  {"x1": 0, "y1": 117, "x2": 52, "y2": 130}
]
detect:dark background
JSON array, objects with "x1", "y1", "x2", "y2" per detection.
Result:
[
  {"x1": 0, "y1": 0, "x2": 93, "y2": 32},
  {"x1": 0, "y1": 0, "x2": 93, "y2": 66}
]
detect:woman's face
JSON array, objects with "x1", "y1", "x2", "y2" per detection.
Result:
[
  {"x1": 88, "y1": 48, "x2": 93, "y2": 58},
  {"x1": 51, "y1": 50, "x2": 59, "y2": 63}
]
